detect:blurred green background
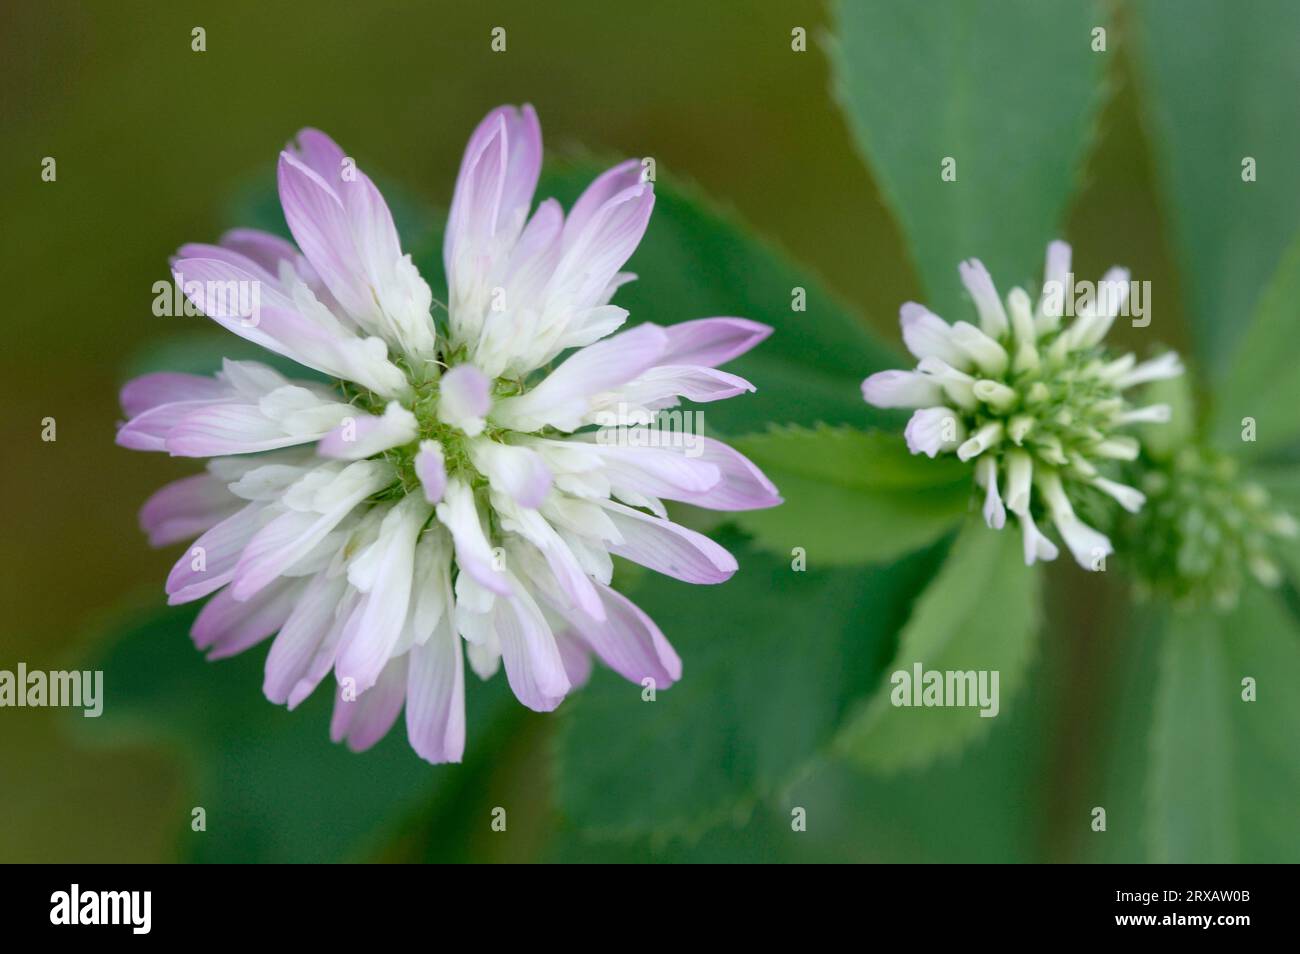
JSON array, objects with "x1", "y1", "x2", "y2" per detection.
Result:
[{"x1": 1, "y1": 0, "x2": 1283, "y2": 862}]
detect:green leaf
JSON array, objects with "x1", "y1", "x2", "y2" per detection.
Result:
[
  {"x1": 729, "y1": 425, "x2": 970, "y2": 565},
  {"x1": 1075, "y1": 606, "x2": 1167, "y2": 863},
  {"x1": 1147, "y1": 612, "x2": 1236, "y2": 862},
  {"x1": 76, "y1": 601, "x2": 520, "y2": 862},
  {"x1": 551, "y1": 590, "x2": 1061, "y2": 861},
  {"x1": 553, "y1": 529, "x2": 944, "y2": 841},
  {"x1": 1147, "y1": 589, "x2": 1300, "y2": 862},
  {"x1": 1131, "y1": 0, "x2": 1300, "y2": 377},
  {"x1": 1212, "y1": 236, "x2": 1300, "y2": 456},
  {"x1": 552, "y1": 720, "x2": 1050, "y2": 862},
  {"x1": 1221, "y1": 591, "x2": 1300, "y2": 861},
  {"x1": 540, "y1": 165, "x2": 903, "y2": 432},
  {"x1": 829, "y1": 0, "x2": 1107, "y2": 317},
  {"x1": 835, "y1": 518, "x2": 1042, "y2": 771}
]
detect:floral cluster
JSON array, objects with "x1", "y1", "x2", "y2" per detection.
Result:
[{"x1": 118, "y1": 106, "x2": 779, "y2": 762}]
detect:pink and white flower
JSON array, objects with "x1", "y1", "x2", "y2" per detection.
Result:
[{"x1": 119, "y1": 105, "x2": 779, "y2": 763}]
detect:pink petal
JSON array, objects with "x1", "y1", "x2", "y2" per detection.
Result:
[
  {"x1": 287, "y1": 588, "x2": 360, "y2": 710},
  {"x1": 660, "y1": 317, "x2": 773, "y2": 368},
  {"x1": 495, "y1": 585, "x2": 570, "y2": 712},
  {"x1": 621, "y1": 364, "x2": 755, "y2": 408},
  {"x1": 553, "y1": 176, "x2": 654, "y2": 309},
  {"x1": 415, "y1": 441, "x2": 447, "y2": 504},
  {"x1": 444, "y1": 105, "x2": 541, "y2": 274},
  {"x1": 553, "y1": 629, "x2": 593, "y2": 690},
  {"x1": 170, "y1": 256, "x2": 347, "y2": 379},
  {"x1": 288, "y1": 128, "x2": 349, "y2": 183},
  {"x1": 164, "y1": 403, "x2": 313, "y2": 457},
  {"x1": 334, "y1": 499, "x2": 427, "y2": 694},
  {"x1": 678, "y1": 437, "x2": 782, "y2": 511},
  {"x1": 290, "y1": 129, "x2": 405, "y2": 298},
  {"x1": 562, "y1": 159, "x2": 643, "y2": 248},
  {"x1": 494, "y1": 106, "x2": 543, "y2": 236},
  {"x1": 472, "y1": 441, "x2": 553, "y2": 508},
  {"x1": 330, "y1": 655, "x2": 409, "y2": 752},
  {"x1": 175, "y1": 242, "x2": 282, "y2": 288},
  {"x1": 439, "y1": 364, "x2": 492, "y2": 435},
  {"x1": 587, "y1": 440, "x2": 722, "y2": 498},
  {"x1": 192, "y1": 578, "x2": 301, "y2": 660},
  {"x1": 503, "y1": 198, "x2": 564, "y2": 302},
  {"x1": 404, "y1": 621, "x2": 466, "y2": 764},
  {"x1": 262, "y1": 569, "x2": 349, "y2": 705},
  {"x1": 276, "y1": 151, "x2": 373, "y2": 320},
  {"x1": 564, "y1": 582, "x2": 681, "y2": 687},
  {"x1": 601, "y1": 501, "x2": 738, "y2": 584},
  {"x1": 165, "y1": 503, "x2": 264, "y2": 605},
  {"x1": 218, "y1": 227, "x2": 303, "y2": 276},
  {"x1": 444, "y1": 112, "x2": 507, "y2": 278},
  {"x1": 117, "y1": 399, "x2": 223, "y2": 452},
  {"x1": 141, "y1": 473, "x2": 242, "y2": 548},
  {"x1": 120, "y1": 372, "x2": 229, "y2": 417}
]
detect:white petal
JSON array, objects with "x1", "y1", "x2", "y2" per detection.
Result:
[
  {"x1": 958, "y1": 259, "x2": 1009, "y2": 338},
  {"x1": 1114, "y1": 351, "x2": 1184, "y2": 390},
  {"x1": 1037, "y1": 470, "x2": 1112, "y2": 570},
  {"x1": 1035, "y1": 240, "x2": 1071, "y2": 333},
  {"x1": 231, "y1": 461, "x2": 392, "y2": 599},
  {"x1": 318, "y1": 401, "x2": 418, "y2": 460},
  {"x1": 1017, "y1": 508, "x2": 1059, "y2": 565},
  {"x1": 1094, "y1": 437, "x2": 1140, "y2": 461},
  {"x1": 949, "y1": 321, "x2": 1009, "y2": 376},
  {"x1": 957, "y1": 422, "x2": 1003, "y2": 462},
  {"x1": 1004, "y1": 450, "x2": 1034, "y2": 514},
  {"x1": 435, "y1": 479, "x2": 511, "y2": 595},
  {"x1": 469, "y1": 439, "x2": 554, "y2": 508},
  {"x1": 1116, "y1": 403, "x2": 1171, "y2": 425},
  {"x1": 492, "y1": 324, "x2": 667, "y2": 432},
  {"x1": 903, "y1": 407, "x2": 966, "y2": 458},
  {"x1": 1092, "y1": 476, "x2": 1146, "y2": 513},
  {"x1": 899, "y1": 303, "x2": 969, "y2": 367},
  {"x1": 493, "y1": 501, "x2": 604, "y2": 621},
  {"x1": 916, "y1": 356, "x2": 978, "y2": 410},
  {"x1": 977, "y1": 457, "x2": 1006, "y2": 530},
  {"x1": 861, "y1": 370, "x2": 945, "y2": 409},
  {"x1": 335, "y1": 494, "x2": 431, "y2": 693}
]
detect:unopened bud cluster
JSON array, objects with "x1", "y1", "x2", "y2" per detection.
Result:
[{"x1": 1128, "y1": 446, "x2": 1298, "y2": 611}]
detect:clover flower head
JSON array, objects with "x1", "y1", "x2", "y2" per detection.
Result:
[
  {"x1": 863, "y1": 241, "x2": 1184, "y2": 570},
  {"x1": 1129, "y1": 446, "x2": 1298, "y2": 611},
  {"x1": 118, "y1": 105, "x2": 780, "y2": 763}
]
